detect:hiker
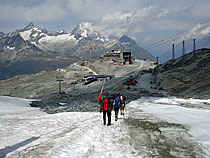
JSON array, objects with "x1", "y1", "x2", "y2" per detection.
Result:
[
  {"x1": 114, "y1": 93, "x2": 120, "y2": 98},
  {"x1": 135, "y1": 73, "x2": 138, "y2": 78},
  {"x1": 109, "y1": 94, "x2": 115, "y2": 110},
  {"x1": 100, "y1": 92, "x2": 112, "y2": 126},
  {"x1": 120, "y1": 84, "x2": 123, "y2": 89},
  {"x1": 120, "y1": 95, "x2": 126, "y2": 116},
  {"x1": 114, "y1": 95, "x2": 120, "y2": 121}
]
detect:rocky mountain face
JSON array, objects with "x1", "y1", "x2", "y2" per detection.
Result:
[
  {"x1": 0, "y1": 33, "x2": 79, "y2": 80},
  {"x1": 0, "y1": 34, "x2": 42, "y2": 60},
  {"x1": 0, "y1": 22, "x2": 155, "y2": 80},
  {"x1": 0, "y1": 31, "x2": 5, "y2": 38},
  {"x1": 160, "y1": 35, "x2": 210, "y2": 63},
  {"x1": 111, "y1": 35, "x2": 155, "y2": 60},
  {"x1": 156, "y1": 48, "x2": 210, "y2": 98}
]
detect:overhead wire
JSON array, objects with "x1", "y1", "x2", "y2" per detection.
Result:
[
  {"x1": 144, "y1": 17, "x2": 210, "y2": 50},
  {"x1": 146, "y1": 17, "x2": 210, "y2": 47}
]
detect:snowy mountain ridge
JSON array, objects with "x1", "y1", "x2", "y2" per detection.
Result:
[
  {"x1": 9, "y1": 22, "x2": 109, "y2": 55},
  {"x1": 14, "y1": 22, "x2": 108, "y2": 47},
  {"x1": 71, "y1": 22, "x2": 108, "y2": 42},
  {"x1": 8, "y1": 22, "x2": 154, "y2": 61},
  {"x1": 0, "y1": 22, "x2": 155, "y2": 80},
  {"x1": 16, "y1": 22, "x2": 76, "y2": 46}
]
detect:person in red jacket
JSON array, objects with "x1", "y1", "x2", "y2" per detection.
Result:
[{"x1": 100, "y1": 92, "x2": 112, "y2": 126}]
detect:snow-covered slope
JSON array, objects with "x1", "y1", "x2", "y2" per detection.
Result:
[
  {"x1": 130, "y1": 97, "x2": 210, "y2": 156},
  {"x1": 18, "y1": 22, "x2": 107, "y2": 48},
  {"x1": 71, "y1": 22, "x2": 108, "y2": 42},
  {"x1": 17, "y1": 22, "x2": 77, "y2": 52},
  {"x1": 1, "y1": 96, "x2": 210, "y2": 157},
  {"x1": 0, "y1": 96, "x2": 31, "y2": 108},
  {"x1": 0, "y1": 96, "x2": 139, "y2": 158},
  {"x1": 38, "y1": 34, "x2": 76, "y2": 44}
]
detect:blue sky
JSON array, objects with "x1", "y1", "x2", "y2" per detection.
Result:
[{"x1": 1, "y1": 0, "x2": 210, "y2": 55}]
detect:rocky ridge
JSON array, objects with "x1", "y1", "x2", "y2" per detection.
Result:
[
  {"x1": 10, "y1": 22, "x2": 155, "y2": 60},
  {"x1": 156, "y1": 48, "x2": 210, "y2": 98},
  {"x1": 0, "y1": 33, "x2": 79, "y2": 80}
]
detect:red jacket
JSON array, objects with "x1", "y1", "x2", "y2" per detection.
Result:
[{"x1": 101, "y1": 97, "x2": 111, "y2": 111}]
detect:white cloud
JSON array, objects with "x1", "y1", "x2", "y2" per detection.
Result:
[
  {"x1": 132, "y1": 5, "x2": 156, "y2": 23},
  {"x1": 201, "y1": 26, "x2": 210, "y2": 35},
  {"x1": 179, "y1": 24, "x2": 202, "y2": 42},
  {"x1": 129, "y1": 26, "x2": 144, "y2": 36},
  {"x1": 158, "y1": 9, "x2": 169, "y2": 18},
  {"x1": 26, "y1": 2, "x2": 67, "y2": 22},
  {"x1": 182, "y1": 6, "x2": 194, "y2": 14},
  {"x1": 101, "y1": 12, "x2": 133, "y2": 26},
  {"x1": 103, "y1": 27, "x2": 128, "y2": 37},
  {"x1": 0, "y1": 1, "x2": 67, "y2": 23},
  {"x1": 189, "y1": 24, "x2": 202, "y2": 37},
  {"x1": 99, "y1": 5, "x2": 155, "y2": 37},
  {"x1": 149, "y1": 19, "x2": 189, "y2": 30}
]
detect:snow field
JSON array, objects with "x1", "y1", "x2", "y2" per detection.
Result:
[
  {"x1": 19, "y1": 30, "x2": 32, "y2": 41},
  {"x1": 1, "y1": 96, "x2": 210, "y2": 157},
  {"x1": 39, "y1": 34, "x2": 76, "y2": 44},
  {"x1": 129, "y1": 97, "x2": 210, "y2": 156},
  {"x1": 0, "y1": 96, "x2": 139, "y2": 158}
]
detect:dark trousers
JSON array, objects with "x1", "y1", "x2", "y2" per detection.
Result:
[
  {"x1": 114, "y1": 107, "x2": 119, "y2": 119},
  {"x1": 103, "y1": 110, "x2": 111, "y2": 125}
]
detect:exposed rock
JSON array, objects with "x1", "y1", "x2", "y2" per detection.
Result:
[{"x1": 156, "y1": 48, "x2": 210, "y2": 98}]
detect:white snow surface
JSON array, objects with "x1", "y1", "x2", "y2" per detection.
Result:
[
  {"x1": 0, "y1": 96, "x2": 31, "y2": 108},
  {"x1": 1, "y1": 96, "x2": 210, "y2": 157},
  {"x1": 6, "y1": 46, "x2": 15, "y2": 50},
  {"x1": 0, "y1": 96, "x2": 137, "y2": 158},
  {"x1": 19, "y1": 29, "x2": 32, "y2": 41},
  {"x1": 81, "y1": 29, "x2": 87, "y2": 37},
  {"x1": 39, "y1": 34, "x2": 76, "y2": 44},
  {"x1": 130, "y1": 97, "x2": 210, "y2": 156}
]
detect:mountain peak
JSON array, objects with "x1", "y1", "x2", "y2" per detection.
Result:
[
  {"x1": 119, "y1": 35, "x2": 134, "y2": 42},
  {"x1": 24, "y1": 22, "x2": 34, "y2": 30},
  {"x1": 71, "y1": 22, "x2": 104, "y2": 40},
  {"x1": 78, "y1": 22, "x2": 92, "y2": 30},
  {"x1": 71, "y1": 22, "x2": 93, "y2": 35}
]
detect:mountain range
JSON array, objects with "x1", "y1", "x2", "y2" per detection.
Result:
[
  {"x1": 0, "y1": 22, "x2": 155, "y2": 80},
  {"x1": 18, "y1": 22, "x2": 155, "y2": 60}
]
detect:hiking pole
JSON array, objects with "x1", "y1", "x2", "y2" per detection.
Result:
[
  {"x1": 98, "y1": 79, "x2": 105, "y2": 125},
  {"x1": 98, "y1": 79, "x2": 105, "y2": 101},
  {"x1": 101, "y1": 79, "x2": 105, "y2": 93}
]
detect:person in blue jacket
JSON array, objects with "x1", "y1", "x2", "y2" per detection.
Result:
[{"x1": 114, "y1": 96, "x2": 120, "y2": 121}]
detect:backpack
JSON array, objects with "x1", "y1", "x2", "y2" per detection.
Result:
[
  {"x1": 114, "y1": 97, "x2": 120, "y2": 108},
  {"x1": 103, "y1": 98, "x2": 111, "y2": 111},
  {"x1": 122, "y1": 95, "x2": 126, "y2": 101}
]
